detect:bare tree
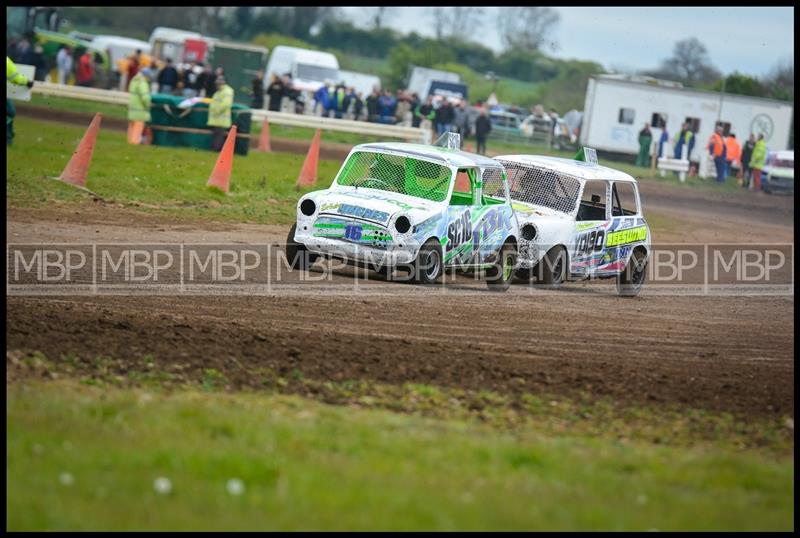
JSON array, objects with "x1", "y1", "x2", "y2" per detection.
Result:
[
  {"x1": 764, "y1": 57, "x2": 794, "y2": 98},
  {"x1": 498, "y1": 7, "x2": 560, "y2": 51},
  {"x1": 658, "y1": 37, "x2": 721, "y2": 86},
  {"x1": 370, "y1": 7, "x2": 393, "y2": 30},
  {"x1": 431, "y1": 7, "x2": 484, "y2": 40}
]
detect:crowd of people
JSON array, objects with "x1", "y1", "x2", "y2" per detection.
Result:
[{"x1": 637, "y1": 121, "x2": 767, "y2": 190}]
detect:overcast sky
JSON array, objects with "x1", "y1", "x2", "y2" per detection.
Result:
[{"x1": 340, "y1": 7, "x2": 794, "y2": 78}]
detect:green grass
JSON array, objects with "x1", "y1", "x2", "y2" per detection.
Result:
[
  {"x1": 6, "y1": 380, "x2": 794, "y2": 531},
  {"x1": 7, "y1": 118, "x2": 342, "y2": 224}
]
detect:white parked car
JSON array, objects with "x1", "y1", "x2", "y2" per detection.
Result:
[
  {"x1": 493, "y1": 153, "x2": 651, "y2": 296},
  {"x1": 762, "y1": 150, "x2": 794, "y2": 195},
  {"x1": 287, "y1": 141, "x2": 521, "y2": 291}
]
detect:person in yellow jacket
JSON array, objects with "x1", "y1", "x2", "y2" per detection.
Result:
[
  {"x1": 207, "y1": 75, "x2": 234, "y2": 151},
  {"x1": 7, "y1": 56, "x2": 35, "y2": 146},
  {"x1": 127, "y1": 69, "x2": 152, "y2": 145},
  {"x1": 748, "y1": 134, "x2": 767, "y2": 192}
]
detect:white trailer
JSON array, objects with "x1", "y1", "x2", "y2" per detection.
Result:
[
  {"x1": 264, "y1": 45, "x2": 339, "y2": 93},
  {"x1": 406, "y1": 66, "x2": 461, "y2": 99},
  {"x1": 338, "y1": 69, "x2": 381, "y2": 98},
  {"x1": 580, "y1": 74, "x2": 794, "y2": 176}
]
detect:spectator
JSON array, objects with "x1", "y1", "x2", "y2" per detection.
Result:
[
  {"x1": 265, "y1": 73, "x2": 284, "y2": 112},
  {"x1": 673, "y1": 121, "x2": 695, "y2": 160},
  {"x1": 332, "y1": 83, "x2": 347, "y2": 119},
  {"x1": 6, "y1": 55, "x2": 35, "y2": 146},
  {"x1": 378, "y1": 89, "x2": 397, "y2": 124},
  {"x1": 725, "y1": 133, "x2": 741, "y2": 179},
  {"x1": 353, "y1": 91, "x2": 364, "y2": 121},
  {"x1": 741, "y1": 133, "x2": 756, "y2": 188},
  {"x1": 30, "y1": 45, "x2": 47, "y2": 82},
  {"x1": 453, "y1": 100, "x2": 469, "y2": 140},
  {"x1": 435, "y1": 98, "x2": 455, "y2": 136},
  {"x1": 749, "y1": 133, "x2": 767, "y2": 192},
  {"x1": 475, "y1": 107, "x2": 492, "y2": 155},
  {"x1": 658, "y1": 126, "x2": 669, "y2": 158},
  {"x1": 707, "y1": 124, "x2": 727, "y2": 183},
  {"x1": 409, "y1": 93, "x2": 421, "y2": 127},
  {"x1": 636, "y1": 123, "x2": 652, "y2": 167},
  {"x1": 126, "y1": 49, "x2": 141, "y2": 91},
  {"x1": 181, "y1": 62, "x2": 199, "y2": 98},
  {"x1": 343, "y1": 87, "x2": 357, "y2": 119},
  {"x1": 126, "y1": 68, "x2": 152, "y2": 145},
  {"x1": 56, "y1": 45, "x2": 72, "y2": 85},
  {"x1": 157, "y1": 58, "x2": 179, "y2": 95},
  {"x1": 75, "y1": 49, "x2": 94, "y2": 87},
  {"x1": 314, "y1": 81, "x2": 331, "y2": 116},
  {"x1": 250, "y1": 70, "x2": 265, "y2": 109},
  {"x1": 207, "y1": 75, "x2": 234, "y2": 151},
  {"x1": 365, "y1": 87, "x2": 380, "y2": 122},
  {"x1": 205, "y1": 65, "x2": 223, "y2": 98},
  {"x1": 395, "y1": 90, "x2": 411, "y2": 126},
  {"x1": 414, "y1": 95, "x2": 435, "y2": 134}
]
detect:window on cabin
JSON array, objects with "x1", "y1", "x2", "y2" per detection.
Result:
[{"x1": 577, "y1": 180, "x2": 608, "y2": 221}]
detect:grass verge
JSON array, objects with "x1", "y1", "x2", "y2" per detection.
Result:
[
  {"x1": 7, "y1": 118, "x2": 341, "y2": 225},
  {"x1": 7, "y1": 379, "x2": 794, "y2": 531}
]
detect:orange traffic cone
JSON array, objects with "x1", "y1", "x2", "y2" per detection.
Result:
[
  {"x1": 296, "y1": 129, "x2": 321, "y2": 188},
  {"x1": 207, "y1": 126, "x2": 238, "y2": 194},
  {"x1": 257, "y1": 118, "x2": 271, "y2": 152},
  {"x1": 58, "y1": 113, "x2": 102, "y2": 188}
]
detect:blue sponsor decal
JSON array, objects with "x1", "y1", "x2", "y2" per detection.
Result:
[{"x1": 338, "y1": 204, "x2": 390, "y2": 223}]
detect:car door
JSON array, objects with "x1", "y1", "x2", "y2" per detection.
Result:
[
  {"x1": 572, "y1": 179, "x2": 610, "y2": 277},
  {"x1": 600, "y1": 180, "x2": 647, "y2": 274}
]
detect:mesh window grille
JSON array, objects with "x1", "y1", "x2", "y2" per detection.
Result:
[
  {"x1": 498, "y1": 161, "x2": 581, "y2": 214},
  {"x1": 336, "y1": 151, "x2": 453, "y2": 202},
  {"x1": 481, "y1": 168, "x2": 507, "y2": 201}
]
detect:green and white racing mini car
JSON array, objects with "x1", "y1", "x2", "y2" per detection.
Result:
[
  {"x1": 287, "y1": 139, "x2": 520, "y2": 291},
  {"x1": 494, "y1": 149, "x2": 651, "y2": 296}
]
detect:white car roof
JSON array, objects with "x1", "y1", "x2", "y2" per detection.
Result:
[
  {"x1": 770, "y1": 150, "x2": 794, "y2": 160},
  {"x1": 495, "y1": 155, "x2": 638, "y2": 183},
  {"x1": 354, "y1": 142, "x2": 505, "y2": 169}
]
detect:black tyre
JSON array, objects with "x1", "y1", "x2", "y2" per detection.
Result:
[
  {"x1": 486, "y1": 242, "x2": 517, "y2": 292},
  {"x1": 537, "y1": 246, "x2": 567, "y2": 287},
  {"x1": 411, "y1": 239, "x2": 443, "y2": 284},
  {"x1": 514, "y1": 266, "x2": 536, "y2": 283},
  {"x1": 285, "y1": 224, "x2": 318, "y2": 270},
  {"x1": 616, "y1": 249, "x2": 648, "y2": 297}
]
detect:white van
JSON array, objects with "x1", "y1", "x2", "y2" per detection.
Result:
[
  {"x1": 265, "y1": 45, "x2": 339, "y2": 93},
  {"x1": 338, "y1": 69, "x2": 381, "y2": 98},
  {"x1": 91, "y1": 35, "x2": 151, "y2": 67},
  {"x1": 148, "y1": 27, "x2": 204, "y2": 65}
]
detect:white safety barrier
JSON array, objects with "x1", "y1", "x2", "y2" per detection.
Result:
[
  {"x1": 657, "y1": 144, "x2": 690, "y2": 182},
  {"x1": 31, "y1": 82, "x2": 430, "y2": 144}
]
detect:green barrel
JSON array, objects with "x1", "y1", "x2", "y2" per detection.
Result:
[{"x1": 149, "y1": 94, "x2": 251, "y2": 156}]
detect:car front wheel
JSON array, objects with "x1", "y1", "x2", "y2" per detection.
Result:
[
  {"x1": 411, "y1": 239, "x2": 443, "y2": 285},
  {"x1": 486, "y1": 242, "x2": 517, "y2": 292},
  {"x1": 285, "y1": 223, "x2": 318, "y2": 270},
  {"x1": 537, "y1": 246, "x2": 567, "y2": 288}
]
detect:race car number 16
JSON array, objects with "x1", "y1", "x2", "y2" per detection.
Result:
[{"x1": 345, "y1": 224, "x2": 363, "y2": 240}]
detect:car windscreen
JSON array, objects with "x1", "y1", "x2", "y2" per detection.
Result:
[
  {"x1": 335, "y1": 151, "x2": 453, "y2": 203},
  {"x1": 499, "y1": 162, "x2": 581, "y2": 215},
  {"x1": 295, "y1": 63, "x2": 338, "y2": 83}
]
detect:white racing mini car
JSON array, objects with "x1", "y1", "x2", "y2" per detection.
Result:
[
  {"x1": 287, "y1": 140, "x2": 520, "y2": 291},
  {"x1": 493, "y1": 151, "x2": 651, "y2": 296}
]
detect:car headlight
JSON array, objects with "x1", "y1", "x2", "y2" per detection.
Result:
[
  {"x1": 300, "y1": 198, "x2": 316, "y2": 216},
  {"x1": 521, "y1": 224, "x2": 537, "y2": 241},
  {"x1": 394, "y1": 215, "x2": 411, "y2": 234}
]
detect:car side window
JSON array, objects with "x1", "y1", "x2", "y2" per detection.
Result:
[
  {"x1": 612, "y1": 182, "x2": 638, "y2": 216},
  {"x1": 450, "y1": 168, "x2": 477, "y2": 206},
  {"x1": 577, "y1": 180, "x2": 608, "y2": 221}
]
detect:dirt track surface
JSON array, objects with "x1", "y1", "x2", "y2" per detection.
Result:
[{"x1": 6, "y1": 176, "x2": 795, "y2": 421}]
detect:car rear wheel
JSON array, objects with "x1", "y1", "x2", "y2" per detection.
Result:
[
  {"x1": 486, "y1": 242, "x2": 517, "y2": 292},
  {"x1": 616, "y1": 248, "x2": 648, "y2": 297}
]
